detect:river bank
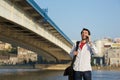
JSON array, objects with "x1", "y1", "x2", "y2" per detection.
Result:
[
  {"x1": 35, "y1": 64, "x2": 120, "y2": 71},
  {"x1": 0, "y1": 64, "x2": 34, "y2": 69},
  {"x1": 92, "y1": 66, "x2": 120, "y2": 71},
  {"x1": 1, "y1": 64, "x2": 120, "y2": 71}
]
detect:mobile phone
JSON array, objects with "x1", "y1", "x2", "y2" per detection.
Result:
[
  {"x1": 86, "y1": 36, "x2": 88, "y2": 39},
  {"x1": 86, "y1": 36, "x2": 89, "y2": 42}
]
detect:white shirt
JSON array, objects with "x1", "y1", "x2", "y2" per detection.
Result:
[{"x1": 70, "y1": 42, "x2": 98, "y2": 71}]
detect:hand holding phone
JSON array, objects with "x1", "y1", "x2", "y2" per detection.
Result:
[{"x1": 86, "y1": 35, "x2": 91, "y2": 43}]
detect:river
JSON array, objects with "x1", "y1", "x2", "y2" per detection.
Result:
[{"x1": 0, "y1": 69, "x2": 120, "y2": 80}]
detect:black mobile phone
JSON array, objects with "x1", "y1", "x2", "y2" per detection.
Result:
[
  {"x1": 86, "y1": 36, "x2": 89, "y2": 42},
  {"x1": 86, "y1": 36, "x2": 88, "y2": 39}
]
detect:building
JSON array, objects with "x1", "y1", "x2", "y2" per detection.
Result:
[
  {"x1": 0, "y1": 56, "x2": 9, "y2": 65},
  {"x1": 94, "y1": 38, "x2": 113, "y2": 57},
  {"x1": 104, "y1": 43, "x2": 120, "y2": 66},
  {"x1": 9, "y1": 54, "x2": 18, "y2": 65},
  {"x1": 0, "y1": 41, "x2": 12, "y2": 51},
  {"x1": 0, "y1": 41, "x2": 37, "y2": 65},
  {"x1": 114, "y1": 38, "x2": 120, "y2": 43},
  {"x1": 93, "y1": 38, "x2": 113, "y2": 65},
  {"x1": 17, "y1": 47, "x2": 37, "y2": 64}
]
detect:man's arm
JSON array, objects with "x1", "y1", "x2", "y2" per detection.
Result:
[
  {"x1": 89, "y1": 42, "x2": 98, "y2": 54},
  {"x1": 70, "y1": 44, "x2": 76, "y2": 58},
  {"x1": 87, "y1": 35, "x2": 98, "y2": 54}
]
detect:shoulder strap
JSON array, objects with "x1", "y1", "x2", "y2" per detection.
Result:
[
  {"x1": 71, "y1": 41, "x2": 80, "y2": 66},
  {"x1": 75, "y1": 41, "x2": 80, "y2": 51}
]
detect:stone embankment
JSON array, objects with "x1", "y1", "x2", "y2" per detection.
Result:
[
  {"x1": 35, "y1": 64, "x2": 120, "y2": 71},
  {"x1": 35, "y1": 64, "x2": 69, "y2": 70},
  {"x1": 92, "y1": 66, "x2": 120, "y2": 71},
  {"x1": 1, "y1": 64, "x2": 120, "y2": 71}
]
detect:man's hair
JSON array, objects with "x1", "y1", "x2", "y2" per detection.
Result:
[{"x1": 81, "y1": 28, "x2": 91, "y2": 35}]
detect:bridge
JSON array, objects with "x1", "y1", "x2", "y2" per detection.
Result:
[{"x1": 0, "y1": 0, "x2": 73, "y2": 63}]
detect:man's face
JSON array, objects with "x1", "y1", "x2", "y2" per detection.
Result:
[{"x1": 81, "y1": 30, "x2": 89, "y2": 40}]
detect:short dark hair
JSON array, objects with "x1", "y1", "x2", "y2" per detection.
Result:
[{"x1": 81, "y1": 28, "x2": 91, "y2": 35}]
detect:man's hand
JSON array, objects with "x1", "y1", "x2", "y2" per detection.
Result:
[
  {"x1": 87, "y1": 35, "x2": 92, "y2": 43},
  {"x1": 86, "y1": 35, "x2": 91, "y2": 42},
  {"x1": 74, "y1": 51, "x2": 78, "y2": 55},
  {"x1": 87, "y1": 35, "x2": 93, "y2": 46}
]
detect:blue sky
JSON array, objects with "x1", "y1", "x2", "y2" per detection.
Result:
[{"x1": 34, "y1": 0, "x2": 120, "y2": 41}]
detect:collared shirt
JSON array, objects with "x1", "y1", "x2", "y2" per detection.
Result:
[{"x1": 70, "y1": 42, "x2": 98, "y2": 71}]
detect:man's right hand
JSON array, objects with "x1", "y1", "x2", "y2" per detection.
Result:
[{"x1": 74, "y1": 51, "x2": 78, "y2": 55}]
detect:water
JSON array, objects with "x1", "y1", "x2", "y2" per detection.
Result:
[
  {"x1": 92, "y1": 70, "x2": 120, "y2": 80},
  {"x1": 0, "y1": 69, "x2": 120, "y2": 80}
]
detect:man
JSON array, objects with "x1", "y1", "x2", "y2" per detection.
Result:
[{"x1": 70, "y1": 28, "x2": 98, "y2": 80}]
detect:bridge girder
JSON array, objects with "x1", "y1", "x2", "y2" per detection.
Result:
[{"x1": 0, "y1": 17, "x2": 71, "y2": 62}]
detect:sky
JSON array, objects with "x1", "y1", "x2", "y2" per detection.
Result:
[{"x1": 34, "y1": 0, "x2": 120, "y2": 41}]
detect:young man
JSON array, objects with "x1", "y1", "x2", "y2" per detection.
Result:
[{"x1": 70, "y1": 28, "x2": 98, "y2": 80}]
